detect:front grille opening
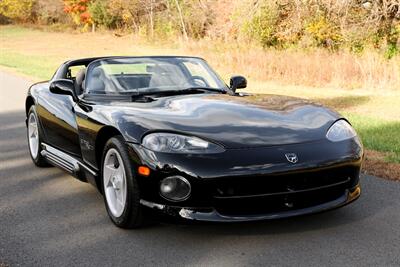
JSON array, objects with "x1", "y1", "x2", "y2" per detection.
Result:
[
  {"x1": 215, "y1": 186, "x2": 345, "y2": 216},
  {"x1": 212, "y1": 166, "x2": 358, "y2": 198},
  {"x1": 205, "y1": 166, "x2": 359, "y2": 216}
]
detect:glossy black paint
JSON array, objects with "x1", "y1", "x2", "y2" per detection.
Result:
[
  {"x1": 29, "y1": 81, "x2": 82, "y2": 157},
  {"x1": 26, "y1": 56, "x2": 363, "y2": 222},
  {"x1": 49, "y1": 79, "x2": 77, "y2": 101},
  {"x1": 85, "y1": 94, "x2": 343, "y2": 148},
  {"x1": 230, "y1": 75, "x2": 247, "y2": 92}
]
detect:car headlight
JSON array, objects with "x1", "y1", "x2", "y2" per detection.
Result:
[
  {"x1": 326, "y1": 120, "x2": 357, "y2": 142},
  {"x1": 142, "y1": 133, "x2": 225, "y2": 153}
]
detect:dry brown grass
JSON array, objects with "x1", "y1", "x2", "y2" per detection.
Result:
[
  {"x1": 1, "y1": 25, "x2": 399, "y2": 122},
  {"x1": 1, "y1": 25, "x2": 399, "y2": 91},
  {"x1": 186, "y1": 41, "x2": 400, "y2": 91},
  {"x1": 363, "y1": 150, "x2": 400, "y2": 181}
]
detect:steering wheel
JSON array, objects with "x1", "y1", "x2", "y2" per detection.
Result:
[{"x1": 182, "y1": 75, "x2": 210, "y2": 88}]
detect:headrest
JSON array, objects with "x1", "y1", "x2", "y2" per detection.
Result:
[
  {"x1": 75, "y1": 68, "x2": 86, "y2": 85},
  {"x1": 92, "y1": 67, "x2": 104, "y2": 77}
]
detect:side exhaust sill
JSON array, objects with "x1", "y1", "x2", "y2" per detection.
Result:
[{"x1": 40, "y1": 143, "x2": 97, "y2": 177}]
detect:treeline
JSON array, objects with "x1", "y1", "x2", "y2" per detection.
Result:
[{"x1": 1, "y1": 0, "x2": 399, "y2": 56}]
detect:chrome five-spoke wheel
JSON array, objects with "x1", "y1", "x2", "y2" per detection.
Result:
[
  {"x1": 28, "y1": 112, "x2": 39, "y2": 159},
  {"x1": 27, "y1": 106, "x2": 48, "y2": 167},
  {"x1": 103, "y1": 148, "x2": 127, "y2": 218},
  {"x1": 101, "y1": 136, "x2": 144, "y2": 228}
]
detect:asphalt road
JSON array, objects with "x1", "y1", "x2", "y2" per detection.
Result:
[{"x1": 1, "y1": 70, "x2": 399, "y2": 266}]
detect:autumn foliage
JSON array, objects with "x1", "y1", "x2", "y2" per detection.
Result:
[
  {"x1": 0, "y1": 0, "x2": 34, "y2": 22},
  {"x1": 63, "y1": 0, "x2": 92, "y2": 25},
  {"x1": 0, "y1": 0, "x2": 399, "y2": 57}
]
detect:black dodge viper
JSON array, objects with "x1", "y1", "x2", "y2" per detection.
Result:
[{"x1": 25, "y1": 56, "x2": 363, "y2": 228}]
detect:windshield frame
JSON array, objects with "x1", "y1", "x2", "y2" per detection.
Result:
[{"x1": 82, "y1": 56, "x2": 229, "y2": 97}]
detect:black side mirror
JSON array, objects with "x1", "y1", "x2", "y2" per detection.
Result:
[
  {"x1": 230, "y1": 75, "x2": 247, "y2": 92},
  {"x1": 49, "y1": 79, "x2": 77, "y2": 101}
]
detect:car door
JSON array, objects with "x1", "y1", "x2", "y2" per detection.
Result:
[{"x1": 36, "y1": 84, "x2": 82, "y2": 157}]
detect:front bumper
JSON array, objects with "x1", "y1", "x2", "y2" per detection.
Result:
[
  {"x1": 128, "y1": 137, "x2": 363, "y2": 222},
  {"x1": 140, "y1": 185, "x2": 361, "y2": 222}
]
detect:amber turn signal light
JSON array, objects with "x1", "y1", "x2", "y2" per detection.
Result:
[{"x1": 138, "y1": 166, "x2": 151, "y2": 176}]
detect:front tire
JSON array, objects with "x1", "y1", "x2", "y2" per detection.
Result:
[
  {"x1": 101, "y1": 136, "x2": 144, "y2": 228},
  {"x1": 27, "y1": 106, "x2": 49, "y2": 167}
]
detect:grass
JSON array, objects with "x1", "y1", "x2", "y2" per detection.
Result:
[
  {"x1": 0, "y1": 50, "x2": 58, "y2": 80},
  {"x1": 0, "y1": 25, "x2": 399, "y2": 167},
  {"x1": 344, "y1": 113, "x2": 400, "y2": 163},
  {"x1": 186, "y1": 40, "x2": 400, "y2": 91},
  {"x1": 0, "y1": 25, "x2": 33, "y2": 38}
]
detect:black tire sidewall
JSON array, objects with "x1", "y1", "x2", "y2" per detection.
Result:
[{"x1": 101, "y1": 136, "x2": 143, "y2": 228}]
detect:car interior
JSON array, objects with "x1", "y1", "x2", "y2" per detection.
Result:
[
  {"x1": 84, "y1": 63, "x2": 189, "y2": 94},
  {"x1": 68, "y1": 65, "x2": 190, "y2": 95},
  {"x1": 62, "y1": 57, "x2": 214, "y2": 97}
]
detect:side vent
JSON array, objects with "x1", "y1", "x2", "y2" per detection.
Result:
[{"x1": 40, "y1": 143, "x2": 97, "y2": 178}]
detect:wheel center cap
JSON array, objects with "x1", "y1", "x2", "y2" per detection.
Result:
[{"x1": 111, "y1": 176, "x2": 120, "y2": 190}]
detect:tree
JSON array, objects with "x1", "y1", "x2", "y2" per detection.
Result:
[
  {"x1": 174, "y1": 0, "x2": 188, "y2": 40},
  {"x1": 363, "y1": 0, "x2": 400, "y2": 57},
  {"x1": 0, "y1": 0, "x2": 35, "y2": 22},
  {"x1": 63, "y1": 0, "x2": 92, "y2": 28},
  {"x1": 89, "y1": 0, "x2": 118, "y2": 28}
]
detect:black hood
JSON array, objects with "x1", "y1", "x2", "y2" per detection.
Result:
[{"x1": 94, "y1": 94, "x2": 341, "y2": 148}]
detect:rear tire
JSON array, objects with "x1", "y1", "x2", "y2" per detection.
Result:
[
  {"x1": 27, "y1": 106, "x2": 49, "y2": 167},
  {"x1": 101, "y1": 136, "x2": 144, "y2": 229}
]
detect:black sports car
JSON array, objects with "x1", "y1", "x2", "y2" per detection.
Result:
[{"x1": 26, "y1": 56, "x2": 363, "y2": 228}]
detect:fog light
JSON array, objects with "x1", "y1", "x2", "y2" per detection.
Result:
[{"x1": 160, "y1": 176, "x2": 191, "y2": 201}]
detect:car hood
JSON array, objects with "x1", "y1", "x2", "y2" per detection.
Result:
[{"x1": 95, "y1": 94, "x2": 341, "y2": 148}]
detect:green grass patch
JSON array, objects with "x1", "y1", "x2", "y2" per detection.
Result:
[
  {"x1": 0, "y1": 50, "x2": 58, "y2": 80},
  {"x1": 0, "y1": 25, "x2": 36, "y2": 38},
  {"x1": 345, "y1": 113, "x2": 400, "y2": 163}
]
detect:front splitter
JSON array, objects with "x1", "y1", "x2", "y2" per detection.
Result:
[{"x1": 140, "y1": 185, "x2": 361, "y2": 222}]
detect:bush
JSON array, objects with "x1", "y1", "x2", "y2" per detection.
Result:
[
  {"x1": 178, "y1": 0, "x2": 214, "y2": 39},
  {"x1": 385, "y1": 23, "x2": 400, "y2": 58},
  {"x1": 154, "y1": 16, "x2": 177, "y2": 40},
  {"x1": 306, "y1": 15, "x2": 342, "y2": 49},
  {"x1": 106, "y1": 0, "x2": 141, "y2": 31},
  {"x1": 89, "y1": 0, "x2": 117, "y2": 28},
  {"x1": 0, "y1": 0, "x2": 35, "y2": 22},
  {"x1": 242, "y1": 1, "x2": 279, "y2": 47},
  {"x1": 63, "y1": 0, "x2": 92, "y2": 27},
  {"x1": 34, "y1": 0, "x2": 66, "y2": 24},
  {"x1": 0, "y1": 0, "x2": 398, "y2": 54}
]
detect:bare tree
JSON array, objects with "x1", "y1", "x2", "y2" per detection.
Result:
[{"x1": 174, "y1": 0, "x2": 189, "y2": 41}]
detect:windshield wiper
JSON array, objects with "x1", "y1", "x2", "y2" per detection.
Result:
[
  {"x1": 131, "y1": 94, "x2": 155, "y2": 103},
  {"x1": 139, "y1": 87, "x2": 226, "y2": 97},
  {"x1": 183, "y1": 87, "x2": 226, "y2": 92}
]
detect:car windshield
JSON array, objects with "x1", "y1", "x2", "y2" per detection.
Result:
[{"x1": 85, "y1": 57, "x2": 228, "y2": 95}]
